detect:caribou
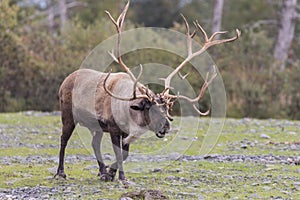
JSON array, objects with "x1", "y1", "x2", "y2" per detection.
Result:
[{"x1": 55, "y1": 1, "x2": 240, "y2": 183}]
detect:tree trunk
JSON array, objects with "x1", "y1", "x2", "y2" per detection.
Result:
[
  {"x1": 47, "y1": 0, "x2": 55, "y2": 32},
  {"x1": 212, "y1": 0, "x2": 224, "y2": 38},
  {"x1": 58, "y1": 0, "x2": 67, "y2": 31},
  {"x1": 273, "y1": 0, "x2": 297, "y2": 70}
]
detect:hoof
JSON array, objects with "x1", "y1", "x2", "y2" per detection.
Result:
[
  {"x1": 54, "y1": 172, "x2": 67, "y2": 179},
  {"x1": 119, "y1": 178, "x2": 135, "y2": 188},
  {"x1": 100, "y1": 173, "x2": 114, "y2": 182},
  {"x1": 120, "y1": 179, "x2": 129, "y2": 188},
  {"x1": 97, "y1": 165, "x2": 109, "y2": 177}
]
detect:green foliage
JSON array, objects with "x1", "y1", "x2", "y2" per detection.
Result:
[
  {"x1": 74, "y1": 0, "x2": 120, "y2": 25},
  {"x1": 0, "y1": 0, "x2": 19, "y2": 31},
  {"x1": 1, "y1": 0, "x2": 300, "y2": 120},
  {"x1": 223, "y1": 0, "x2": 278, "y2": 30},
  {"x1": 216, "y1": 29, "x2": 276, "y2": 118},
  {"x1": 130, "y1": 0, "x2": 180, "y2": 27},
  {"x1": 215, "y1": 27, "x2": 300, "y2": 119},
  {"x1": 283, "y1": 64, "x2": 300, "y2": 119}
]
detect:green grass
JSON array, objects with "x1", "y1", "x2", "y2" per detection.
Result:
[{"x1": 0, "y1": 112, "x2": 299, "y2": 199}]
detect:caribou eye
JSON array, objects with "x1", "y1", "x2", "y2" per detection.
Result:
[
  {"x1": 130, "y1": 99, "x2": 152, "y2": 111},
  {"x1": 130, "y1": 105, "x2": 143, "y2": 111}
]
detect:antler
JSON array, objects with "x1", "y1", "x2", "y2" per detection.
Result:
[
  {"x1": 104, "y1": 1, "x2": 151, "y2": 101},
  {"x1": 103, "y1": 65, "x2": 150, "y2": 100},
  {"x1": 161, "y1": 14, "x2": 241, "y2": 115}
]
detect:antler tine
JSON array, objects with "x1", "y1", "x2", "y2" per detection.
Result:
[
  {"x1": 132, "y1": 64, "x2": 143, "y2": 99},
  {"x1": 103, "y1": 70, "x2": 128, "y2": 100},
  {"x1": 178, "y1": 72, "x2": 189, "y2": 80},
  {"x1": 103, "y1": 66, "x2": 149, "y2": 101},
  {"x1": 209, "y1": 31, "x2": 228, "y2": 41},
  {"x1": 108, "y1": 49, "x2": 118, "y2": 63},
  {"x1": 208, "y1": 29, "x2": 241, "y2": 46},
  {"x1": 105, "y1": 11, "x2": 118, "y2": 28},
  {"x1": 193, "y1": 20, "x2": 209, "y2": 42},
  {"x1": 193, "y1": 104, "x2": 211, "y2": 116},
  {"x1": 180, "y1": 14, "x2": 190, "y2": 36},
  {"x1": 175, "y1": 65, "x2": 217, "y2": 103},
  {"x1": 180, "y1": 14, "x2": 196, "y2": 57},
  {"x1": 105, "y1": 1, "x2": 130, "y2": 32},
  {"x1": 116, "y1": 1, "x2": 130, "y2": 29}
]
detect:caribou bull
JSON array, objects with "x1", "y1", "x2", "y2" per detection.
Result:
[{"x1": 55, "y1": 1, "x2": 240, "y2": 183}]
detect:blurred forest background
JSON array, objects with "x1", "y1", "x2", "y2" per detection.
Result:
[{"x1": 1, "y1": 0, "x2": 300, "y2": 119}]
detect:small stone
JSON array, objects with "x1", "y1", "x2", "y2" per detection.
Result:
[
  {"x1": 263, "y1": 186, "x2": 271, "y2": 191},
  {"x1": 293, "y1": 182, "x2": 300, "y2": 186},
  {"x1": 290, "y1": 145, "x2": 297, "y2": 150},
  {"x1": 83, "y1": 165, "x2": 98, "y2": 170},
  {"x1": 153, "y1": 168, "x2": 162, "y2": 173},
  {"x1": 166, "y1": 176, "x2": 176, "y2": 181},
  {"x1": 287, "y1": 131, "x2": 296, "y2": 135},
  {"x1": 260, "y1": 134, "x2": 271, "y2": 139},
  {"x1": 249, "y1": 193, "x2": 259, "y2": 198},
  {"x1": 249, "y1": 129, "x2": 256, "y2": 134},
  {"x1": 120, "y1": 198, "x2": 133, "y2": 200},
  {"x1": 240, "y1": 144, "x2": 248, "y2": 149}
]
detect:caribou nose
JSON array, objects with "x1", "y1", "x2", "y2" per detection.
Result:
[{"x1": 156, "y1": 131, "x2": 165, "y2": 138}]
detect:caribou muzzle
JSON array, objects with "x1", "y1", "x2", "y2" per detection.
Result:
[{"x1": 155, "y1": 120, "x2": 170, "y2": 138}]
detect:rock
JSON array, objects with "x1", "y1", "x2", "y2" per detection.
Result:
[
  {"x1": 262, "y1": 186, "x2": 271, "y2": 191},
  {"x1": 249, "y1": 193, "x2": 259, "y2": 198},
  {"x1": 83, "y1": 165, "x2": 98, "y2": 170},
  {"x1": 153, "y1": 168, "x2": 162, "y2": 173},
  {"x1": 286, "y1": 131, "x2": 296, "y2": 135},
  {"x1": 166, "y1": 176, "x2": 176, "y2": 181},
  {"x1": 240, "y1": 144, "x2": 248, "y2": 149},
  {"x1": 290, "y1": 144, "x2": 297, "y2": 150},
  {"x1": 249, "y1": 129, "x2": 256, "y2": 134},
  {"x1": 260, "y1": 134, "x2": 271, "y2": 139},
  {"x1": 293, "y1": 182, "x2": 300, "y2": 186}
]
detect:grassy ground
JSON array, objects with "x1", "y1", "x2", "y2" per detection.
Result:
[{"x1": 0, "y1": 112, "x2": 299, "y2": 199}]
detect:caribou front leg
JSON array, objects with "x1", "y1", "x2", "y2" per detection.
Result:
[
  {"x1": 102, "y1": 134, "x2": 126, "y2": 181},
  {"x1": 103, "y1": 134, "x2": 130, "y2": 183}
]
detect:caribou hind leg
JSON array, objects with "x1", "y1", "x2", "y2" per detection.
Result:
[
  {"x1": 55, "y1": 112, "x2": 76, "y2": 179},
  {"x1": 91, "y1": 130, "x2": 107, "y2": 176}
]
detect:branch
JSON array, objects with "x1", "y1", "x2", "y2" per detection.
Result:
[
  {"x1": 28, "y1": 1, "x2": 87, "y2": 20},
  {"x1": 247, "y1": 19, "x2": 277, "y2": 29}
]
